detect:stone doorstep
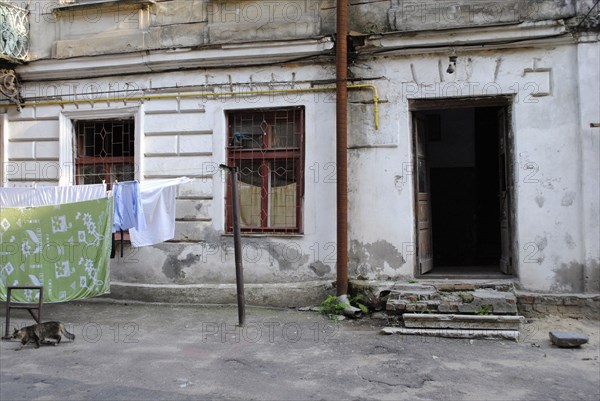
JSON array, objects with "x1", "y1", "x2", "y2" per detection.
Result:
[
  {"x1": 402, "y1": 313, "x2": 524, "y2": 330},
  {"x1": 381, "y1": 327, "x2": 520, "y2": 341},
  {"x1": 386, "y1": 288, "x2": 518, "y2": 315}
]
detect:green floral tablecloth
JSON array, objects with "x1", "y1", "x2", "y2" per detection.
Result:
[{"x1": 0, "y1": 198, "x2": 113, "y2": 303}]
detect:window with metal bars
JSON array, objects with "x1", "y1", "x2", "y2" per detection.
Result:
[
  {"x1": 226, "y1": 107, "x2": 304, "y2": 234},
  {"x1": 74, "y1": 119, "x2": 135, "y2": 189}
]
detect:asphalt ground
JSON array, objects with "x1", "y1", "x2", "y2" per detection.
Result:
[{"x1": 1, "y1": 300, "x2": 599, "y2": 401}]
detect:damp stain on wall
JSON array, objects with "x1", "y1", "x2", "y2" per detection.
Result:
[
  {"x1": 534, "y1": 194, "x2": 545, "y2": 208},
  {"x1": 561, "y1": 191, "x2": 576, "y2": 207},
  {"x1": 309, "y1": 261, "x2": 332, "y2": 277},
  {"x1": 394, "y1": 175, "x2": 405, "y2": 193},
  {"x1": 264, "y1": 242, "x2": 310, "y2": 271},
  {"x1": 584, "y1": 259, "x2": 600, "y2": 293},
  {"x1": 564, "y1": 233, "x2": 576, "y2": 250},
  {"x1": 535, "y1": 235, "x2": 548, "y2": 252},
  {"x1": 162, "y1": 252, "x2": 200, "y2": 281}
]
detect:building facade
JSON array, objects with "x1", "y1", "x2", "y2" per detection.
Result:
[{"x1": 1, "y1": 0, "x2": 599, "y2": 306}]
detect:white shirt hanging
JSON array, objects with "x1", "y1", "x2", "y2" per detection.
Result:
[{"x1": 129, "y1": 177, "x2": 192, "y2": 247}]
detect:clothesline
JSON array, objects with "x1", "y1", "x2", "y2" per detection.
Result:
[
  {"x1": 0, "y1": 178, "x2": 193, "y2": 248},
  {"x1": 0, "y1": 178, "x2": 192, "y2": 303}
]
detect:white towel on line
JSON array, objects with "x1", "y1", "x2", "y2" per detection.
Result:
[
  {"x1": 129, "y1": 177, "x2": 192, "y2": 247},
  {"x1": 0, "y1": 184, "x2": 107, "y2": 207}
]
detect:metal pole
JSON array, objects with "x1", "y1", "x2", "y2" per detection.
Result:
[
  {"x1": 336, "y1": 0, "x2": 349, "y2": 297},
  {"x1": 228, "y1": 166, "x2": 246, "y2": 325}
]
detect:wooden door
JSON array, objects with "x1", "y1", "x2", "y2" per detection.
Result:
[
  {"x1": 498, "y1": 108, "x2": 512, "y2": 274},
  {"x1": 414, "y1": 115, "x2": 433, "y2": 274}
]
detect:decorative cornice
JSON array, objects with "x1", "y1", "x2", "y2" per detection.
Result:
[
  {"x1": 361, "y1": 21, "x2": 575, "y2": 55},
  {"x1": 52, "y1": 0, "x2": 155, "y2": 13},
  {"x1": 16, "y1": 37, "x2": 335, "y2": 81}
]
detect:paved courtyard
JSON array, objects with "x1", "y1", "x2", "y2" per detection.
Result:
[{"x1": 1, "y1": 300, "x2": 599, "y2": 400}]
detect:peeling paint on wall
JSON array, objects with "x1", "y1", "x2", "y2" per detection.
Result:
[
  {"x1": 349, "y1": 240, "x2": 406, "y2": 278},
  {"x1": 551, "y1": 262, "x2": 584, "y2": 293}
]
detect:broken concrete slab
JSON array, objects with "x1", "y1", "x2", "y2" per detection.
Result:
[
  {"x1": 403, "y1": 314, "x2": 524, "y2": 330},
  {"x1": 549, "y1": 331, "x2": 589, "y2": 348},
  {"x1": 381, "y1": 327, "x2": 520, "y2": 341}
]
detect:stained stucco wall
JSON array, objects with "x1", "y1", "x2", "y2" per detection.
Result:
[
  {"x1": 23, "y1": 0, "x2": 334, "y2": 60},
  {"x1": 21, "y1": 0, "x2": 596, "y2": 60},
  {"x1": 2, "y1": 0, "x2": 598, "y2": 301},
  {"x1": 2, "y1": 64, "x2": 342, "y2": 291},
  {"x1": 346, "y1": 39, "x2": 599, "y2": 293},
  {"x1": 3, "y1": 44, "x2": 599, "y2": 296}
]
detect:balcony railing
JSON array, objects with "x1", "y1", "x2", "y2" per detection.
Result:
[{"x1": 0, "y1": 1, "x2": 29, "y2": 63}]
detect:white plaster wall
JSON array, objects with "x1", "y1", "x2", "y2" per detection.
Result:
[
  {"x1": 577, "y1": 39, "x2": 600, "y2": 293},
  {"x1": 4, "y1": 37, "x2": 597, "y2": 293},
  {"x1": 348, "y1": 43, "x2": 597, "y2": 292}
]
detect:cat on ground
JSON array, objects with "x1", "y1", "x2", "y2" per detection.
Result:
[{"x1": 12, "y1": 321, "x2": 75, "y2": 350}]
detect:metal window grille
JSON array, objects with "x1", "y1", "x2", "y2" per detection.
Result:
[
  {"x1": 74, "y1": 119, "x2": 135, "y2": 189},
  {"x1": 226, "y1": 107, "x2": 304, "y2": 234}
]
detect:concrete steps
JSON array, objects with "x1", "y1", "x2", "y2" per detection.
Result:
[
  {"x1": 385, "y1": 282, "x2": 519, "y2": 316},
  {"x1": 380, "y1": 282, "x2": 522, "y2": 339}
]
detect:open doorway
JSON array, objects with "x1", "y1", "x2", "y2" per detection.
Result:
[{"x1": 412, "y1": 99, "x2": 514, "y2": 277}]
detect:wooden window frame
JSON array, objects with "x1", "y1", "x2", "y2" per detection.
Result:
[{"x1": 226, "y1": 107, "x2": 304, "y2": 234}]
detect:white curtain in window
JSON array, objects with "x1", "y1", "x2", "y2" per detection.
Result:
[
  {"x1": 269, "y1": 183, "x2": 296, "y2": 227},
  {"x1": 239, "y1": 182, "x2": 261, "y2": 227}
]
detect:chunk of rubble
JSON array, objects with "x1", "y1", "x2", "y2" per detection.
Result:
[{"x1": 549, "y1": 331, "x2": 589, "y2": 348}]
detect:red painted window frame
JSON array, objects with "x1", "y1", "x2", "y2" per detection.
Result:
[
  {"x1": 74, "y1": 119, "x2": 135, "y2": 190},
  {"x1": 226, "y1": 107, "x2": 305, "y2": 234}
]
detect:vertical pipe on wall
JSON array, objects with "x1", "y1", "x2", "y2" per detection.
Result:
[{"x1": 336, "y1": 0, "x2": 349, "y2": 297}]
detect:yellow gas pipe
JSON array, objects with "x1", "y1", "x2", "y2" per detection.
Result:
[{"x1": 9, "y1": 84, "x2": 379, "y2": 130}]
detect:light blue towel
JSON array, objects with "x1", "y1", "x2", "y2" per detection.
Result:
[{"x1": 112, "y1": 181, "x2": 146, "y2": 233}]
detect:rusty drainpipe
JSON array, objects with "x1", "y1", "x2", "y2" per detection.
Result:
[{"x1": 336, "y1": 0, "x2": 361, "y2": 318}]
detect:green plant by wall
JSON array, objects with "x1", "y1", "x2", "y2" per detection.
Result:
[
  {"x1": 319, "y1": 294, "x2": 369, "y2": 316},
  {"x1": 319, "y1": 295, "x2": 348, "y2": 315},
  {"x1": 350, "y1": 294, "x2": 369, "y2": 314},
  {"x1": 477, "y1": 305, "x2": 492, "y2": 315}
]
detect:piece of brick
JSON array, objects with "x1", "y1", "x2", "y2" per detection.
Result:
[{"x1": 519, "y1": 295, "x2": 535, "y2": 304}]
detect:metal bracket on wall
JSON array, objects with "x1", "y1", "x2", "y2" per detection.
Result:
[{"x1": 0, "y1": 69, "x2": 23, "y2": 111}]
